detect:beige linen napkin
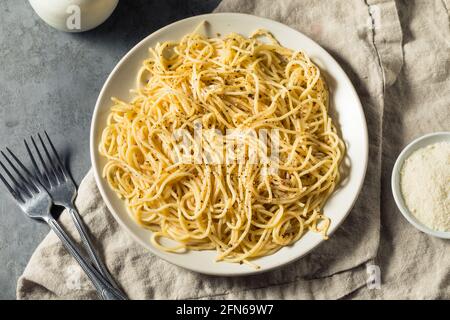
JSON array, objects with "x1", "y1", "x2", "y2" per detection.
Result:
[
  {"x1": 350, "y1": 0, "x2": 450, "y2": 299},
  {"x1": 17, "y1": 0, "x2": 449, "y2": 299}
]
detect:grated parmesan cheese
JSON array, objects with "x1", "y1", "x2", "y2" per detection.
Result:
[{"x1": 400, "y1": 141, "x2": 450, "y2": 232}]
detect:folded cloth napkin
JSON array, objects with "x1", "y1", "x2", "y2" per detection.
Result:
[
  {"x1": 17, "y1": 0, "x2": 450, "y2": 299},
  {"x1": 349, "y1": 0, "x2": 450, "y2": 299}
]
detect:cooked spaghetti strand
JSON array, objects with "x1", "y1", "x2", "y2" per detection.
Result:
[{"x1": 99, "y1": 29, "x2": 345, "y2": 265}]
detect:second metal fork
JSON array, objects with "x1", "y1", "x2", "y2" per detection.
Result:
[
  {"x1": 0, "y1": 148, "x2": 126, "y2": 300},
  {"x1": 24, "y1": 132, "x2": 123, "y2": 294}
]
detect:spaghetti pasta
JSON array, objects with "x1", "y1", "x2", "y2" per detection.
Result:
[{"x1": 99, "y1": 27, "x2": 345, "y2": 265}]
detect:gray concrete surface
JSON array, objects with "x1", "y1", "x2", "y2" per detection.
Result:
[{"x1": 0, "y1": 0, "x2": 220, "y2": 300}]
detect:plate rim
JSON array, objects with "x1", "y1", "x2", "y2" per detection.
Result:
[{"x1": 90, "y1": 12, "x2": 369, "y2": 276}]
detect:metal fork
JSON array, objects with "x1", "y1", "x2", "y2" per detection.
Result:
[
  {"x1": 24, "y1": 132, "x2": 124, "y2": 295},
  {"x1": 0, "y1": 148, "x2": 126, "y2": 300}
]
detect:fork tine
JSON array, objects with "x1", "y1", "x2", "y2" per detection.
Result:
[
  {"x1": 38, "y1": 133, "x2": 64, "y2": 183},
  {"x1": 1, "y1": 151, "x2": 34, "y2": 196},
  {"x1": 0, "y1": 170, "x2": 23, "y2": 202},
  {"x1": 27, "y1": 137, "x2": 51, "y2": 187},
  {"x1": 25, "y1": 139, "x2": 44, "y2": 181},
  {"x1": 0, "y1": 154, "x2": 31, "y2": 197},
  {"x1": 43, "y1": 131, "x2": 70, "y2": 180},
  {"x1": 0, "y1": 158, "x2": 25, "y2": 192},
  {"x1": 0, "y1": 159, "x2": 27, "y2": 201},
  {"x1": 4, "y1": 148, "x2": 41, "y2": 193}
]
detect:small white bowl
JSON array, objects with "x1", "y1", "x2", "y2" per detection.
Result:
[
  {"x1": 29, "y1": 0, "x2": 119, "y2": 32},
  {"x1": 391, "y1": 131, "x2": 450, "y2": 239}
]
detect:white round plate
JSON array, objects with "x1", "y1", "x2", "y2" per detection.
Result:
[
  {"x1": 391, "y1": 132, "x2": 450, "y2": 239},
  {"x1": 90, "y1": 13, "x2": 368, "y2": 276}
]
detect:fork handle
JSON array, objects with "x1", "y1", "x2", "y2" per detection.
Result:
[
  {"x1": 67, "y1": 206, "x2": 121, "y2": 290},
  {"x1": 47, "y1": 217, "x2": 128, "y2": 300}
]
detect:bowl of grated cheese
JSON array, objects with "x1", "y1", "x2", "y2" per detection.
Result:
[{"x1": 392, "y1": 131, "x2": 450, "y2": 239}]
